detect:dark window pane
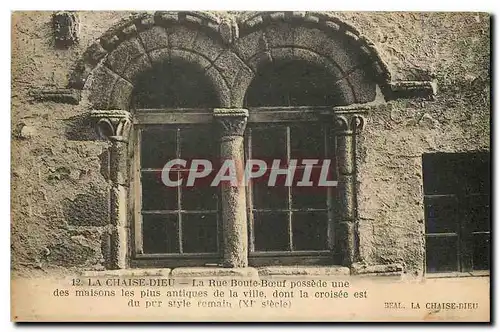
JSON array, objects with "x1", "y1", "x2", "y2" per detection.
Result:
[
  {"x1": 422, "y1": 154, "x2": 463, "y2": 195},
  {"x1": 143, "y1": 214, "x2": 179, "y2": 253},
  {"x1": 245, "y1": 60, "x2": 343, "y2": 107},
  {"x1": 465, "y1": 195, "x2": 490, "y2": 232},
  {"x1": 422, "y1": 152, "x2": 491, "y2": 195},
  {"x1": 141, "y1": 171, "x2": 178, "y2": 211},
  {"x1": 426, "y1": 236, "x2": 458, "y2": 273},
  {"x1": 182, "y1": 213, "x2": 218, "y2": 253},
  {"x1": 292, "y1": 212, "x2": 327, "y2": 250},
  {"x1": 133, "y1": 59, "x2": 218, "y2": 108},
  {"x1": 424, "y1": 196, "x2": 458, "y2": 233},
  {"x1": 251, "y1": 127, "x2": 287, "y2": 160},
  {"x1": 181, "y1": 185, "x2": 218, "y2": 211},
  {"x1": 253, "y1": 212, "x2": 289, "y2": 251},
  {"x1": 180, "y1": 127, "x2": 215, "y2": 159},
  {"x1": 252, "y1": 180, "x2": 288, "y2": 209},
  {"x1": 290, "y1": 124, "x2": 324, "y2": 159},
  {"x1": 141, "y1": 127, "x2": 176, "y2": 169},
  {"x1": 291, "y1": 169, "x2": 328, "y2": 209},
  {"x1": 463, "y1": 153, "x2": 490, "y2": 194},
  {"x1": 473, "y1": 233, "x2": 490, "y2": 270}
]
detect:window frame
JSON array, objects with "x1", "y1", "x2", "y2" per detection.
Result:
[
  {"x1": 130, "y1": 106, "x2": 342, "y2": 268},
  {"x1": 423, "y1": 152, "x2": 491, "y2": 275}
]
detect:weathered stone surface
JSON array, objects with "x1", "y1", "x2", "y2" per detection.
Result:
[
  {"x1": 63, "y1": 188, "x2": 110, "y2": 226},
  {"x1": 18, "y1": 125, "x2": 37, "y2": 139},
  {"x1": 105, "y1": 38, "x2": 145, "y2": 77},
  {"x1": 335, "y1": 222, "x2": 356, "y2": 266},
  {"x1": 52, "y1": 11, "x2": 79, "y2": 48},
  {"x1": 168, "y1": 25, "x2": 198, "y2": 49},
  {"x1": 138, "y1": 25, "x2": 169, "y2": 52},
  {"x1": 108, "y1": 78, "x2": 134, "y2": 110},
  {"x1": 264, "y1": 23, "x2": 294, "y2": 47},
  {"x1": 86, "y1": 65, "x2": 120, "y2": 109},
  {"x1": 148, "y1": 48, "x2": 170, "y2": 65},
  {"x1": 45, "y1": 237, "x2": 96, "y2": 267},
  {"x1": 205, "y1": 66, "x2": 231, "y2": 107},
  {"x1": 170, "y1": 49, "x2": 211, "y2": 70},
  {"x1": 233, "y1": 30, "x2": 266, "y2": 62},
  {"x1": 171, "y1": 267, "x2": 258, "y2": 278},
  {"x1": 192, "y1": 31, "x2": 224, "y2": 62},
  {"x1": 346, "y1": 67, "x2": 378, "y2": 103},
  {"x1": 122, "y1": 54, "x2": 152, "y2": 83}
]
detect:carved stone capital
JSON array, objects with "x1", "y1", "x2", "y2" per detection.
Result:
[
  {"x1": 90, "y1": 110, "x2": 132, "y2": 142},
  {"x1": 213, "y1": 108, "x2": 249, "y2": 137},
  {"x1": 334, "y1": 111, "x2": 366, "y2": 135}
]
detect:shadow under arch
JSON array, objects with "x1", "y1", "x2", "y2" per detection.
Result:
[
  {"x1": 245, "y1": 59, "x2": 350, "y2": 107},
  {"x1": 131, "y1": 57, "x2": 220, "y2": 109}
]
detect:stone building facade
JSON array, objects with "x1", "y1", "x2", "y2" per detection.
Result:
[{"x1": 11, "y1": 11, "x2": 490, "y2": 278}]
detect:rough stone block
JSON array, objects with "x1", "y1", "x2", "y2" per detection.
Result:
[
  {"x1": 138, "y1": 25, "x2": 169, "y2": 52},
  {"x1": 264, "y1": 23, "x2": 294, "y2": 47},
  {"x1": 105, "y1": 38, "x2": 145, "y2": 77},
  {"x1": 108, "y1": 77, "x2": 134, "y2": 110},
  {"x1": 148, "y1": 48, "x2": 170, "y2": 66},
  {"x1": 122, "y1": 54, "x2": 152, "y2": 83},
  {"x1": 320, "y1": 35, "x2": 361, "y2": 74},
  {"x1": 293, "y1": 26, "x2": 328, "y2": 52},
  {"x1": 292, "y1": 48, "x2": 343, "y2": 80},
  {"x1": 170, "y1": 49, "x2": 211, "y2": 70},
  {"x1": 212, "y1": 51, "x2": 252, "y2": 89},
  {"x1": 168, "y1": 25, "x2": 198, "y2": 49},
  {"x1": 192, "y1": 31, "x2": 224, "y2": 62},
  {"x1": 233, "y1": 30, "x2": 266, "y2": 61},
  {"x1": 347, "y1": 67, "x2": 377, "y2": 103},
  {"x1": 87, "y1": 65, "x2": 119, "y2": 109},
  {"x1": 205, "y1": 66, "x2": 231, "y2": 107}
]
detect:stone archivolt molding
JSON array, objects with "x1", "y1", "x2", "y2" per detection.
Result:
[{"x1": 62, "y1": 11, "x2": 436, "y2": 110}]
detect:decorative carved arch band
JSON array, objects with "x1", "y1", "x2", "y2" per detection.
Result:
[{"x1": 69, "y1": 11, "x2": 437, "y2": 110}]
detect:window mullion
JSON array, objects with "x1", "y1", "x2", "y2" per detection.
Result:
[
  {"x1": 325, "y1": 123, "x2": 335, "y2": 251},
  {"x1": 246, "y1": 129, "x2": 255, "y2": 253}
]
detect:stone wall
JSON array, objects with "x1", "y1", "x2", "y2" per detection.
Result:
[{"x1": 11, "y1": 11, "x2": 490, "y2": 276}]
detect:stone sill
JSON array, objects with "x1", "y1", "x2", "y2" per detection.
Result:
[
  {"x1": 82, "y1": 266, "x2": 350, "y2": 278},
  {"x1": 425, "y1": 271, "x2": 490, "y2": 279}
]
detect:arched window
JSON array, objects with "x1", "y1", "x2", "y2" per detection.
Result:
[
  {"x1": 244, "y1": 60, "x2": 341, "y2": 265},
  {"x1": 131, "y1": 59, "x2": 222, "y2": 267}
]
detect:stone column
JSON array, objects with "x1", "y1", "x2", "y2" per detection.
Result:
[
  {"x1": 213, "y1": 109, "x2": 249, "y2": 268},
  {"x1": 333, "y1": 110, "x2": 365, "y2": 267},
  {"x1": 90, "y1": 110, "x2": 132, "y2": 270}
]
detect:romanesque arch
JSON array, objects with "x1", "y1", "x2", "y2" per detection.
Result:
[{"x1": 68, "y1": 11, "x2": 416, "y2": 110}]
